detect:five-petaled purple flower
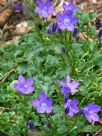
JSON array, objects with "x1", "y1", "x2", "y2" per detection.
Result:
[
  {"x1": 32, "y1": 92, "x2": 53, "y2": 113},
  {"x1": 57, "y1": 13, "x2": 78, "y2": 31},
  {"x1": 83, "y1": 103, "x2": 101, "y2": 123},
  {"x1": 14, "y1": 75, "x2": 35, "y2": 94},
  {"x1": 63, "y1": 0, "x2": 78, "y2": 16},
  {"x1": 59, "y1": 75, "x2": 79, "y2": 96},
  {"x1": 64, "y1": 98, "x2": 79, "y2": 117},
  {"x1": 35, "y1": 0, "x2": 55, "y2": 18}
]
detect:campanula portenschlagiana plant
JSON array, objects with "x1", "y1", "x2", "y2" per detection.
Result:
[{"x1": 1, "y1": 0, "x2": 102, "y2": 135}]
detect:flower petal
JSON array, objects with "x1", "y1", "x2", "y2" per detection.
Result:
[
  {"x1": 70, "y1": 81, "x2": 79, "y2": 89},
  {"x1": 91, "y1": 113, "x2": 100, "y2": 122},
  {"x1": 86, "y1": 103, "x2": 101, "y2": 113},
  {"x1": 70, "y1": 105, "x2": 79, "y2": 113},
  {"x1": 14, "y1": 83, "x2": 19, "y2": 90},
  {"x1": 24, "y1": 87, "x2": 34, "y2": 94},
  {"x1": 46, "y1": 107, "x2": 52, "y2": 113},
  {"x1": 18, "y1": 75, "x2": 25, "y2": 83},
  {"x1": 32, "y1": 100, "x2": 40, "y2": 108},
  {"x1": 26, "y1": 77, "x2": 34, "y2": 86},
  {"x1": 37, "y1": 0, "x2": 44, "y2": 8},
  {"x1": 46, "y1": 98, "x2": 53, "y2": 107},
  {"x1": 39, "y1": 92, "x2": 46, "y2": 101},
  {"x1": 48, "y1": 7, "x2": 55, "y2": 14},
  {"x1": 63, "y1": 2, "x2": 68, "y2": 11},
  {"x1": 70, "y1": 100, "x2": 79, "y2": 105},
  {"x1": 66, "y1": 25, "x2": 74, "y2": 31},
  {"x1": 37, "y1": 107, "x2": 45, "y2": 113},
  {"x1": 69, "y1": 17, "x2": 78, "y2": 25},
  {"x1": 61, "y1": 87, "x2": 71, "y2": 95},
  {"x1": 35, "y1": 7, "x2": 41, "y2": 14},
  {"x1": 66, "y1": 75, "x2": 71, "y2": 84},
  {"x1": 45, "y1": 0, "x2": 51, "y2": 7},
  {"x1": 68, "y1": 109, "x2": 74, "y2": 117},
  {"x1": 84, "y1": 111, "x2": 92, "y2": 123},
  {"x1": 57, "y1": 13, "x2": 64, "y2": 22}
]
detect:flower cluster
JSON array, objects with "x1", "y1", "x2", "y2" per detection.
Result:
[
  {"x1": 14, "y1": 75, "x2": 53, "y2": 114},
  {"x1": 35, "y1": 0, "x2": 78, "y2": 32},
  {"x1": 59, "y1": 75, "x2": 101, "y2": 124},
  {"x1": 14, "y1": 74, "x2": 101, "y2": 125}
]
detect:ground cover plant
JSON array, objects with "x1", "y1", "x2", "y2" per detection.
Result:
[{"x1": 0, "y1": 0, "x2": 102, "y2": 136}]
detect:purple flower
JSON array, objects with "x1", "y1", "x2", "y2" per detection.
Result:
[
  {"x1": 35, "y1": 0, "x2": 55, "y2": 18},
  {"x1": 57, "y1": 13, "x2": 78, "y2": 31},
  {"x1": 27, "y1": 120, "x2": 35, "y2": 131},
  {"x1": 63, "y1": 0, "x2": 78, "y2": 16},
  {"x1": 59, "y1": 75, "x2": 79, "y2": 96},
  {"x1": 32, "y1": 92, "x2": 53, "y2": 113},
  {"x1": 15, "y1": 4, "x2": 24, "y2": 11},
  {"x1": 83, "y1": 103, "x2": 101, "y2": 123},
  {"x1": 14, "y1": 75, "x2": 35, "y2": 94},
  {"x1": 47, "y1": 27, "x2": 52, "y2": 34},
  {"x1": 64, "y1": 99, "x2": 79, "y2": 117}
]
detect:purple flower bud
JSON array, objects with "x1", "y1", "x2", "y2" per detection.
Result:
[
  {"x1": 79, "y1": 109, "x2": 84, "y2": 115},
  {"x1": 62, "y1": 47, "x2": 66, "y2": 54},
  {"x1": 65, "y1": 107, "x2": 69, "y2": 114},
  {"x1": 73, "y1": 28, "x2": 78, "y2": 36},
  {"x1": 15, "y1": 4, "x2": 24, "y2": 11},
  {"x1": 52, "y1": 22, "x2": 58, "y2": 33},
  {"x1": 47, "y1": 27, "x2": 52, "y2": 35},
  {"x1": 64, "y1": 95, "x2": 69, "y2": 104},
  {"x1": 57, "y1": 28, "x2": 62, "y2": 33},
  {"x1": 73, "y1": 28, "x2": 79, "y2": 42},
  {"x1": 27, "y1": 120, "x2": 35, "y2": 131},
  {"x1": 97, "y1": 28, "x2": 102, "y2": 39}
]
